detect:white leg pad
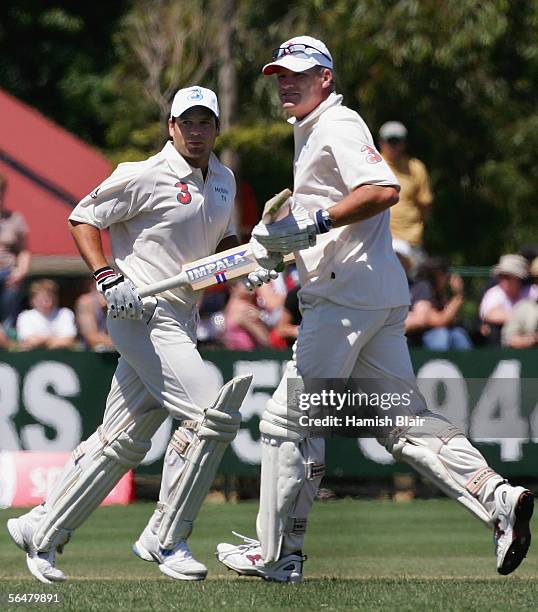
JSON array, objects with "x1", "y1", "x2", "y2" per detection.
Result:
[
  {"x1": 157, "y1": 374, "x2": 252, "y2": 548},
  {"x1": 387, "y1": 414, "x2": 504, "y2": 526},
  {"x1": 33, "y1": 411, "x2": 163, "y2": 551},
  {"x1": 256, "y1": 435, "x2": 325, "y2": 563}
]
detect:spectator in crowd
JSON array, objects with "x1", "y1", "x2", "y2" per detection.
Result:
[
  {"x1": 405, "y1": 256, "x2": 472, "y2": 350},
  {"x1": 0, "y1": 322, "x2": 10, "y2": 349},
  {"x1": 272, "y1": 285, "x2": 302, "y2": 348},
  {"x1": 196, "y1": 286, "x2": 228, "y2": 347},
  {"x1": 378, "y1": 121, "x2": 433, "y2": 266},
  {"x1": 16, "y1": 279, "x2": 77, "y2": 350},
  {"x1": 502, "y1": 257, "x2": 538, "y2": 349},
  {"x1": 222, "y1": 281, "x2": 270, "y2": 350},
  {"x1": 74, "y1": 278, "x2": 114, "y2": 351},
  {"x1": 479, "y1": 254, "x2": 537, "y2": 345},
  {"x1": 256, "y1": 273, "x2": 288, "y2": 328},
  {"x1": 0, "y1": 174, "x2": 31, "y2": 329},
  {"x1": 392, "y1": 238, "x2": 415, "y2": 284}
]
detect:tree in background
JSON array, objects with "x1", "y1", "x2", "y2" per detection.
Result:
[{"x1": 1, "y1": 0, "x2": 537, "y2": 263}]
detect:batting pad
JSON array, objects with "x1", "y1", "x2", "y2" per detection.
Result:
[
  {"x1": 256, "y1": 435, "x2": 325, "y2": 563},
  {"x1": 157, "y1": 374, "x2": 252, "y2": 548},
  {"x1": 388, "y1": 414, "x2": 504, "y2": 526},
  {"x1": 33, "y1": 411, "x2": 163, "y2": 552}
]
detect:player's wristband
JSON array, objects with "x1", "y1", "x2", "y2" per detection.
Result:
[
  {"x1": 93, "y1": 266, "x2": 124, "y2": 290},
  {"x1": 314, "y1": 209, "x2": 333, "y2": 234}
]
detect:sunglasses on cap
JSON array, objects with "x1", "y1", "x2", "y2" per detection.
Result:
[{"x1": 271, "y1": 43, "x2": 332, "y2": 61}]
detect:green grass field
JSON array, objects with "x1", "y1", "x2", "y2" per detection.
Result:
[{"x1": 1, "y1": 499, "x2": 537, "y2": 611}]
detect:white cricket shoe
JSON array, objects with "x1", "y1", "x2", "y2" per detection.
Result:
[
  {"x1": 216, "y1": 532, "x2": 304, "y2": 583},
  {"x1": 493, "y1": 484, "x2": 534, "y2": 575},
  {"x1": 132, "y1": 526, "x2": 207, "y2": 581},
  {"x1": 6, "y1": 515, "x2": 67, "y2": 584}
]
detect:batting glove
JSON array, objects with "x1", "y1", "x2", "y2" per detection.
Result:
[
  {"x1": 250, "y1": 236, "x2": 284, "y2": 270},
  {"x1": 94, "y1": 267, "x2": 144, "y2": 320},
  {"x1": 252, "y1": 205, "x2": 332, "y2": 254},
  {"x1": 244, "y1": 267, "x2": 279, "y2": 291}
]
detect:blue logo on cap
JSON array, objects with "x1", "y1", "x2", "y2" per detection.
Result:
[{"x1": 188, "y1": 88, "x2": 203, "y2": 101}]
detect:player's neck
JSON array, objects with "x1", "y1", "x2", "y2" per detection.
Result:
[{"x1": 184, "y1": 154, "x2": 210, "y2": 179}]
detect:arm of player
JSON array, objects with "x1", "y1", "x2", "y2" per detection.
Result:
[
  {"x1": 252, "y1": 185, "x2": 398, "y2": 254},
  {"x1": 323, "y1": 184, "x2": 399, "y2": 228},
  {"x1": 69, "y1": 221, "x2": 144, "y2": 320}
]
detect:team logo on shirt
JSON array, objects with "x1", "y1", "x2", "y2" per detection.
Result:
[
  {"x1": 175, "y1": 181, "x2": 192, "y2": 205},
  {"x1": 361, "y1": 143, "x2": 383, "y2": 164}
]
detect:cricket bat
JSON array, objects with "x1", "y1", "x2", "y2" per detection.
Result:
[{"x1": 138, "y1": 188, "x2": 293, "y2": 298}]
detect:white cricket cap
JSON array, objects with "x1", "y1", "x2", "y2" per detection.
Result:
[
  {"x1": 170, "y1": 86, "x2": 220, "y2": 119},
  {"x1": 379, "y1": 121, "x2": 408, "y2": 141},
  {"x1": 262, "y1": 35, "x2": 333, "y2": 75}
]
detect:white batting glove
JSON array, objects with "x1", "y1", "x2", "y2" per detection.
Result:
[
  {"x1": 244, "y1": 267, "x2": 279, "y2": 291},
  {"x1": 94, "y1": 267, "x2": 144, "y2": 320},
  {"x1": 252, "y1": 204, "x2": 332, "y2": 254},
  {"x1": 250, "y1": 236, "x2": 284, "y2": 270}
]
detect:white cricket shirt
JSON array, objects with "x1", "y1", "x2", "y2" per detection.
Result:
[
  {"x1": 70, "y1": 141, "x2": 236, "y2": 307},
  {"x1": 290, "y1": 93, "x2": 410, "y2": 309}
]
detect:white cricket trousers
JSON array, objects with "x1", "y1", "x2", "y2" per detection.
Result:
[{"x1": 106, "y1": 298, "x2": 220, "y2": 427}]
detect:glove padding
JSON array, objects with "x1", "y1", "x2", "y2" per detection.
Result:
[
  {"x1": 244, "y1": 267, "x2": 279, "y2": 291},
  {"x1": 252, "y1": 204, "x2": 319, "y2": 254},
  {"x1": 250, "y1": 236, "x2": 284, "y2": 270},
  {"x1": 94, "y1": 267, "x2": 144, "y2": 320}
]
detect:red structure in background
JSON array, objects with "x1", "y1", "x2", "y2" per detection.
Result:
[{"x1": 0, "y1": 88, "x2": 112, "y2": 260}]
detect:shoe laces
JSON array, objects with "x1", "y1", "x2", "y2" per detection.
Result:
[
  {"x1": 162, "y1": 538, "x2": 193, "y2": 561},
  {"x1": 231, "y1": 531, "x2": 260, "y2": 551}
]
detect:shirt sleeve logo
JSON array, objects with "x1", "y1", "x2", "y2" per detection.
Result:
[
  {"x1": 175, "y1": 181, "x2": 192, "y2": 205},
  {"x1": 361, "y1": 143, "x2": 383, "y2": 164}
]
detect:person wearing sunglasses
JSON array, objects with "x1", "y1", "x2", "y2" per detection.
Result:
[
  {"x1": 378, "y1": 120, "x2": 433, "y2": 268},
  {"x1": 217, "y1": 35, "x2": 533, "y2": 583}
]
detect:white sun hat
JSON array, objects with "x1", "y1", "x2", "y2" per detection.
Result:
[{"x1": 262, "y1": 35, "x2": 333, "y2": 75}]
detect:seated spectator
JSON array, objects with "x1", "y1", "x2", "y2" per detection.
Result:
[
  {"x1": 256, "y1": 274, "x2": 288, "y2": 329},
  {"x1": 0, "y1": 175, "x2": 31, "y2": 330},
  {"x1": 479, "y1": 254, "x2": 536, "y2": 345},
  {"x1": 197, "y1": 285, "x2": 229, "y2": 347},
  {"x1": 271, "y1": 285, "x2": 301, "y2": 348},
  {"x1": 0, "y1": 322, "x2": 10, "y2": 350},
  {"x1": 502, "y1": 257, "x2": 538, "y2": 349},
  {"x1": 16, "y1": 279, "x2": 77, "y2": 350},
  {"x1": 392, "y1": 238, "x2": 415, "y2": 283},
  {"x1": 75, "y1": 278, "x2": 114, "y2": 351},
  {"x1": 222, "y1": 282, "x2": 270, "y2": 350},
  {"x1": 405, "y1": 257, "x2": 472, "y2": 350}
]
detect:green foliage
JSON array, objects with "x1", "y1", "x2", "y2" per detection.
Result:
[
  {"x1": 0, "y1": 2, "x2": 127, "y2": 144},
  {"x1": 1, "y1": 1, "x2": 537, "y2": 263}
]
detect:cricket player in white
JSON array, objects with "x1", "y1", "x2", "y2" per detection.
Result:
[
  {"x1": 217, "y1": 36, "x2": 534, "y2": 582},
  {"x1": 6, "y1": 86, "x2": 273, "y2": 583}
]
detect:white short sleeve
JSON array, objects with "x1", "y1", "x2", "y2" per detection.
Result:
[
  {"x1": 323, "y1": 116, "x2": 399, "y2": 192},
  {"x1": 69, "y1": 161, "x2": 152, "y2": 229}
]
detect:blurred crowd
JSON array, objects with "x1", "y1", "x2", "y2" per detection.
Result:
[{"x1": 1, "y1": 119, "x2": 538, "y2": 353}]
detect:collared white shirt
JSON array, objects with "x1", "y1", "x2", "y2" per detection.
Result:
[
  {"x1": 17, "y1": 307, "x2": 77, "y2": 341},
  {"x1": 70, "y1": 141, "x2": 236, "y2": 307},
  {"x1": 289, "y1": 93, "x2": 410, "y2": 309}
]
